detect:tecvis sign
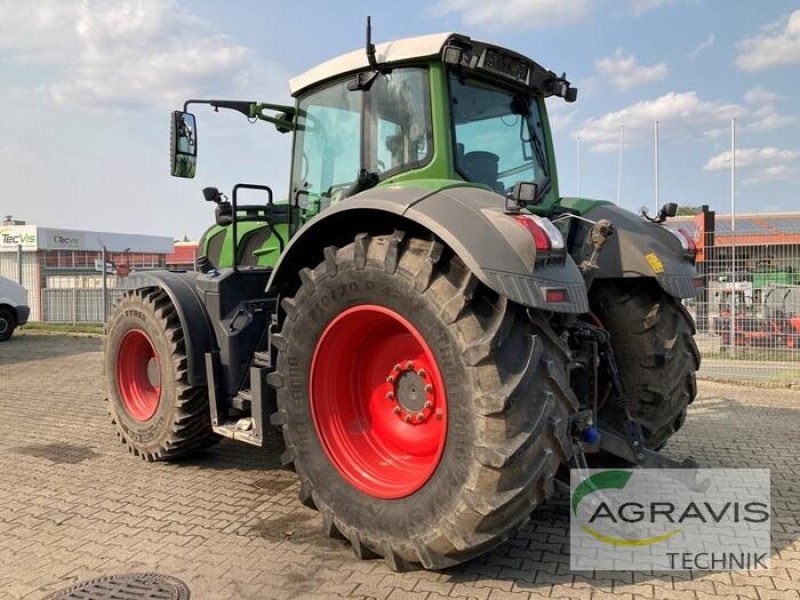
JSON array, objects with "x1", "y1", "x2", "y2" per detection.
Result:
[
  {"x1": 0, "y1": 226, "x2": 38, "y2": 251},
  {"x1": 41, "y1": 228, "x2": 84, "y2": 250}
]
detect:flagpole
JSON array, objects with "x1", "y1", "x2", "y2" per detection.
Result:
[
  {"x1": 729, "y1": 118, "x2": 736, "y2": 356},
  {"x1": 576, "y1": 136, "x2": 581, "y2": 196},
  {"x1": 654, "y1": 120, "x2": 660, "y2": 214},
  {"x1": 617, "y1": 124, "x2": 625, "y2": 206}
]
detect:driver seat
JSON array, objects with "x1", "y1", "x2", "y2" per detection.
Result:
[{"x1": 462, "y1": 151, "x2": 504, "y2": 194}]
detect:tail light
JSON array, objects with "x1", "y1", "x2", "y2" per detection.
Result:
[{"x1": 512, "y1": 215, "x2": 565, "y2": 255}]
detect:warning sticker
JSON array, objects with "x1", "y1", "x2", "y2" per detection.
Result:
[{"x1": 645, "y1": 252, "x2": 665, "y2": 274}]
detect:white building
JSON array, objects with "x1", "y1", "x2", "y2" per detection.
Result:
[{"x1": 0, "y1": 220, "x2": 173, "y2": 321}]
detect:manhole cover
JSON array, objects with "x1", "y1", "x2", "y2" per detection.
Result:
[{"x1": 44, "y1": 573, "x2": 190, "y2": 600}]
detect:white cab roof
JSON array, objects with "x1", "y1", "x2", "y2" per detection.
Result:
[{"x1": 290, "y1": 32, "x2": 455, "y2": 96}]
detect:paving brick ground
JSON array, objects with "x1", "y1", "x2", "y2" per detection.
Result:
[{"x1": 0, "y1": 332, "x2": 798, "y2": 600}]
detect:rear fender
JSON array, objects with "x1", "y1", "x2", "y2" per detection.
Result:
[
  {"x1": 581, "y1": 203, "x2": 701, "y2": 299},
  {"x1": 267, "y1": 184, "x2": 589, "y2": 313}
]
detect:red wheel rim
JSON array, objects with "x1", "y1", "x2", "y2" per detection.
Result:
[
  {"x1": 309, "y1": 305, "x2": 448, "y2": 499},
  {"x1": 117, "y1": 329, "x2": 161, "y2": 421}
]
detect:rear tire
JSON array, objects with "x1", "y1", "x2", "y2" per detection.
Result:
[
  {"x1": 269, "y1": 233, "x2": 576, "y2": 570},
  {"x1": 591, "y1": 280, "x2": 700, "y2": 449},
  {"x1": 0, "y1": 307, "x2": 16, "y2": 342},
  {"x1": 104, "y1": 287, "x2": 218, "y2": 461}
]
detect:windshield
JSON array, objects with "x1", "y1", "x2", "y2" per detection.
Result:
[{"x1": 449, "y1": 73, "x2": 549, "y2": 195}]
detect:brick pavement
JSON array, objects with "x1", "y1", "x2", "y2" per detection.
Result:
[{"x1": 0, "y1": 332, "x2": 798, "y2": 599}]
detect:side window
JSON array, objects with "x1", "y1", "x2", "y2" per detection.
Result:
[
  {"x1": 292, "y1": 80, "x2": 361, "y2": 212},
  {"x1": 290, "y1": 68, "x2": 431, "y2": 215},
  {"x1": 368, "y1": 69, "x2": 432, "y2": 177}
]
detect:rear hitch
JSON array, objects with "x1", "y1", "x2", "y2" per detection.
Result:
[{"x1": 567, "y1": 319, "x2": 705, "y2": 491}]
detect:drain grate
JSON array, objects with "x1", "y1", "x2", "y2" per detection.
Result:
[{"x1": 45, "y1": 573, "x2": 190, "y2": 600}]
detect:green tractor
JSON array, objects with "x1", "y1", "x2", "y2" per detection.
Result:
[{"x1": 105, "y1": 25, "x2": 701, "y2": 570}]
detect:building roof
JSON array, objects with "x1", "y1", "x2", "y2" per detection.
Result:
[
  {"x1": 290, "y1": 32, "x2": 454, "y2": 95},
  {"x1": 672, "y1": 212, "x2": 800, "y2": 247},
  {"x1": 166, "y1": 242, "x2": 198, "y2": 266},
  {"x1": 0, "y1": 224, "x2": 173, "y2": 253}
]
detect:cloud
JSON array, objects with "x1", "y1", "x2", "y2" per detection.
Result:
[
  {"x1": 575, "y1": 91, "x2": 741, "y2": 152},
  {"x1": 741, "y1": 85, "x2": 796, "y2": 132},
  {"x1": 0, "y1": 0, "x2": 288, "y2": 110},
  {"x1": 705, "y1": 147, "x2": 800, "y2": 186},
  {"x1": 735, "y1": 10, "x2": 800, "y2": 71},
  {"x1": 594, "y1": 49, "x2": 668, "y2": 90},
  {"x1": 429, "y1": 0, "x2": 590, "y2": 31},
  {"x1": 744, "y1": 105, "x2": 796, "y2": 132},
  {"x1": 629, "y1": 0, "x2": 674, "y2": 16},
  {"x1": 545, "y1": 99, "x2": 577, "y2": 131},
  {"x1": 703, "y1": 147, "x2": 799, "y2": 171},
  {"x1": 742, "y1": 165, "x2": 800, "y2": 187},
  {"x1": 0, "y1": 1, "x2": 80, "y2": 62},
  {"x1": 689, "y1": 33, "x2": 715, "y2": 59},
  {"x1": 743, "y1": 85, "x2": 780, "y2": 105}
]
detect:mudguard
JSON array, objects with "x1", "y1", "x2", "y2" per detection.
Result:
[
  {"x1": 267, "y1": 183, "x2": 589, "y2": 314},
  {"x1": 134, "y1": 270, "x2": 216, "y2": 386},
  {"x1": 581, "y1": 203, "x2": 701, "y2": 298}
]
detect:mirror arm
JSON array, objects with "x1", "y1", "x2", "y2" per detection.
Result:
[
  {"x1": 254, "y1": 103, "x2": 296, "y2": 132},
  {"x1": 182, "y1": 99, "x2": 295, "y2": 131},
  {"x1": 183, "y1": 99, "x2": 256, "y2": 118}
]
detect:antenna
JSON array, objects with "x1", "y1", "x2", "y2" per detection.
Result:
[
  {"x1": 366, "y1": 16, "x2": 378, "y2": 70},
  {"x1": 347, "y1": 16, "x2": 383, "y2": 91}
]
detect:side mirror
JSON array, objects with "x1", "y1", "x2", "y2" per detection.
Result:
[
  {"x1": 170, "y1": 111, "x2": 197, "y2": 178},
  {"x1": 203, "y1": 187, "x2": 223, "y2": 203},
  {"x1": 663, "y1": 202, "x2": 678, "y2": 218}
]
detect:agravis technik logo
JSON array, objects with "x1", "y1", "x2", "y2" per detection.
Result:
[
  {"x1": 571, "y1": 470, "x2": 682, "y2": 546},
  {"x1": 570, "y1": 468, "x2": 771, "y2": 571}
]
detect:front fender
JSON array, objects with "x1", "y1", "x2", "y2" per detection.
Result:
[
  {"x1": 581, "y1": 204, "x2": 701, "y2": 298},
  {"x1": 267, "y1": 183, "x2": 589, "y2": 313},
  {"x1": 134, "y1": 270, "x2": 216, "y2": 386}
]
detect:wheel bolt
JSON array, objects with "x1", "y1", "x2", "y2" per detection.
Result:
[
  {"x1": 404, "y1": 415, "x2": 412, "y2": 423},
  {"x1": 416, "y1": 413, "x2": 425, "y2": 422},
  {"x1": 424, "y1": 384, "x2": 433, "y2": 393},
  {"x1": 386, "y1": 391, "x2": 394, "y2": 400},
  {"x1": 417, "y1": 368, "x2": 426, "y2": 377},
  {"x1": 424, "y1": 401, "x2": 432, "y2": 409},
  {"x1": 406, "y1": 361, "x2": 414, "y2": 370},
  {"x1": 393, "y1": 406, "x2": 401, "y2": 415},
  {"x1": 386, "y1": 375, "x2": 394, "y2": 383},
  {"x1": 394, "y1": 364, "x2": 402, "y2": 372}
]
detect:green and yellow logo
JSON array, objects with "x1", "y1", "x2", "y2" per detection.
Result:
[
  {"x1": 572, "y1": 470, "x2": 682, "y2": 546},
  {"x1": 0, "y1": 228, "x2": 36, "y2": 246}
]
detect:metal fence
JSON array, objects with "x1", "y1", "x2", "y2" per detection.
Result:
[
  {"x1": 41, "y1": 287, "x2": 125, "y2": 324},
  {"x1": 686, "y1": 216, "x2": 800, "y2": 387}
]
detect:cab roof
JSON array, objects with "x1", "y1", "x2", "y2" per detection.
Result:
[
  {"x1": 288, "y1": 32, "x2": 577, "y2": 104},
  {"x1": 290, "y1": 32, "x2": 455, "y2": 96}
]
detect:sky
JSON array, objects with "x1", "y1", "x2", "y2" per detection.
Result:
[{"x1": 0, "y1": 0, "x2": 798, "y2": 240}]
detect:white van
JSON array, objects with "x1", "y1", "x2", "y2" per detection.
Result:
[{"x1": 0, "y1": 275, "x2": 30, "y2": 341}]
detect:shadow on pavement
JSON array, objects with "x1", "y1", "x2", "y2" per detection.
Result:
[{"x1": 0, "y1": 333, "x2": 101, "y2": 366}]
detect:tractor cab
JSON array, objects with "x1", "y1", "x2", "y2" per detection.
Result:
[{"x1": 170, "y1": 31, "x2": 577, "y2": 269}]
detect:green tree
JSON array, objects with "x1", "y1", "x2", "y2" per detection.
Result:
[{"x1": 676, "y1": 205, "x2": 703, "y2": 216}]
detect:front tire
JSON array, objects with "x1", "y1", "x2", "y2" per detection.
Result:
[
  {"x1": 104, "y1": 287, "x2": 218, "y2": 461},
  {"x1": 591, "y1": 280, "x2": 700, "y2": 449},
  {"x1": 269, "y1": 233, "x2": 576, "y2": 570},
  {"x1": 0, "y1": 307, "x2": 16, "y2": 342}
]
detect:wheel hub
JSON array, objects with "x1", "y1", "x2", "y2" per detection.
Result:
[
  {"x1": 116, "y1": 329, "x2": 161, "y2": 422},
  {"x1": 385, "y1": 360, "x2": 438, "y2": 424},
  {"x1": 309, "y1": 304, "x2": 448, "y2": 499},
  {"x1": 147, "y1": 358, "x2": 160, "y2": 388}
]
